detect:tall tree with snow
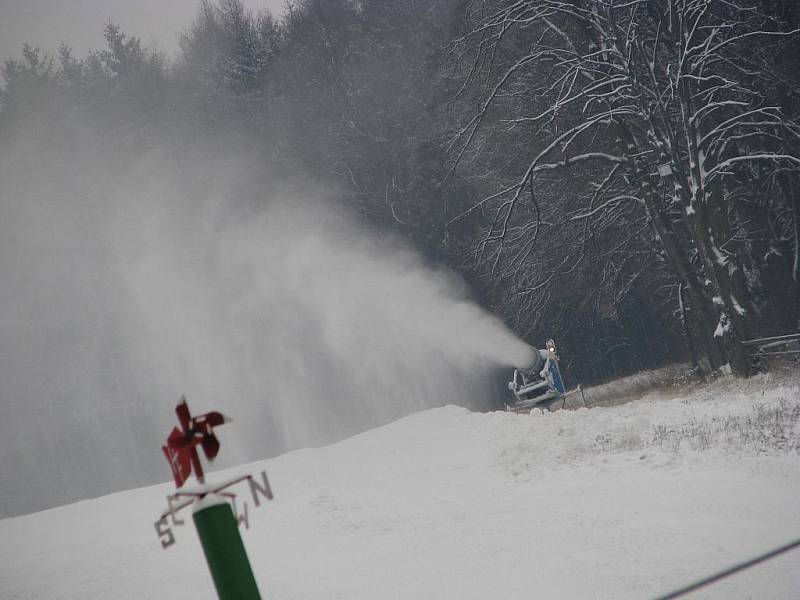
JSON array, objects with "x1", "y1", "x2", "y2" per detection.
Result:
[{"x1": 445, "y1": 0, "x2": 800, "y2": 375}]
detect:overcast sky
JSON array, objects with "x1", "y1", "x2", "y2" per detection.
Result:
[{"x1": 0, "y1": 0, "x2": 286, "y2": 64}]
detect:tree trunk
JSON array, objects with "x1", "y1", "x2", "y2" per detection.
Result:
[
  {"x1": 642, "y1": 188, "x2": 724, "y2": 370},
  {"x1": 678, "y1": 283, "x2": 702, "y2": 373}
]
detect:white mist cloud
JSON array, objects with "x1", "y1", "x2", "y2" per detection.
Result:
[{"x1": 0, "y1": 123, "x2": 533, "y2": 517}]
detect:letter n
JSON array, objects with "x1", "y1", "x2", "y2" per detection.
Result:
[{"x1": 248, "y1": 470, "x2": 273, "y2": 506}]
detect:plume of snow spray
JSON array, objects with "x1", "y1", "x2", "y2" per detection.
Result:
[{"x1": 0, "y1": 125, "x2": 533, "y2": 517}]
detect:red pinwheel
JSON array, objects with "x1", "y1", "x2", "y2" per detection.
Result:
[{"x1": 162, "y1": 397, "x2": 230, "y2": 487}]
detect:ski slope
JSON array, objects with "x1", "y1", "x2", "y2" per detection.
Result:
[{"x1": 2, "y1": 373, "x2": 799, "y2": 599}]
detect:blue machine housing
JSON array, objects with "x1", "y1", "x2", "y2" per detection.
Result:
[{"x1": 507, "y1": 340, "x2": 581, "y2": 412}]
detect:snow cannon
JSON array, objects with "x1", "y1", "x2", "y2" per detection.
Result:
[
  {"x1": 154, "y1": 397, "x2": 274, "y2": 600},
  {"x1": 507, "y1": 339, "x2": 585, "y2": 412}
]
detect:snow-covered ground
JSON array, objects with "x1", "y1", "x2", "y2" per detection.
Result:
[{"x1": 2, "y1": 373, "x2": 799, "y2": 599}]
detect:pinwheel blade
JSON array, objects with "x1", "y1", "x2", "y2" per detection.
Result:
[
  {"x1": 175, "y1": 397, "x2": 191, "y2": 432},
  {"x1": 201, "y1": 433, "x2": 220, "y2": 460}
]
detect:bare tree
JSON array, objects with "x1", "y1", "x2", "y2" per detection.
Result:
[{"x1": 445, "y1": 0, "x2": 800, "y2": 375}]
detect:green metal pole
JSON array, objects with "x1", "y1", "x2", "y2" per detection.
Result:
[{"x1": 192, "y1": 494, "x2": 262, "y2": 600}]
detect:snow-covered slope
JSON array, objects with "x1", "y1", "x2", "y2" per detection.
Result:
[{"x1": 2, "y1": 374, "x2": 799, "y2": 599}]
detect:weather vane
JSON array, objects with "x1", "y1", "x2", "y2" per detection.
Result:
[{"x1": 154, "y1": 396, "x2": 273, "y2": 600}]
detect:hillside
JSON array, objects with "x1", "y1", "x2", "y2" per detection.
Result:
[{"x1": 2, "y1": 373, "x2": 799, "y2": 599}]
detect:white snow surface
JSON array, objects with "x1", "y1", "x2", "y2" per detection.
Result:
[{"x1": 2, "y1": 375, "x2": 799, "y2": 599}]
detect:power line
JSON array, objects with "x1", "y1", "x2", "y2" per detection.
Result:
[{"x1": 653, "y1": 537, "x2": 800, "y2": 600}]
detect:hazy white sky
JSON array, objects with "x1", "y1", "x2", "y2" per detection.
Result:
[{"x1": 0, "y1": 0, "x2": 286, "y2": 63}]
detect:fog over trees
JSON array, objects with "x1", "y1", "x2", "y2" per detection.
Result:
[{"x1": 1, "y1": 0, "x2": 798, "y2": 514}]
